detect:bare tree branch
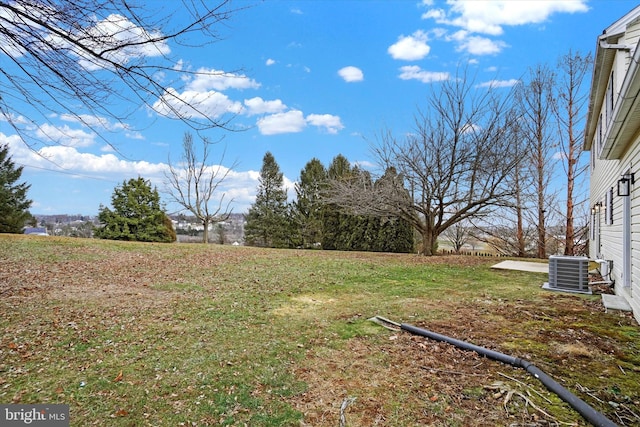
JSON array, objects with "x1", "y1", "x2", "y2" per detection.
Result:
[
  {"x1": 326, "y1": 68, "x2": 522, "y2": 255},
  {"x1": 164, "y1": 131, "x2": 237, "y2": 243},
  {"x1": 554, "y1": 50, "x2": 592, "y2": 255},
  {"x1": 0, "y1": 0, "x2": 246, "y2": 150}
]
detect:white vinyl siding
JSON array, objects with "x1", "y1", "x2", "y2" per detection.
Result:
[{"x1": 588, "y1": 11, "x2": 640, "y2": 323}]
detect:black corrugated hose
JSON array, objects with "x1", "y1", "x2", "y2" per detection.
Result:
[{"x1": 400, "y1": 323, "x2": 618, "y2": 427}]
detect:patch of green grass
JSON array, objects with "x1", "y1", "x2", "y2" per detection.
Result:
[
  {"x1": 1, "y1": 236, "x2": 638, "y2": 426},
  {"x1": 151, "y1": 281, "x2": 205, "y2": 292}
]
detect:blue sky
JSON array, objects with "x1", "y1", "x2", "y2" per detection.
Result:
[{"x1": 2, "y1": 0, "x2": 638, "y2": 215}]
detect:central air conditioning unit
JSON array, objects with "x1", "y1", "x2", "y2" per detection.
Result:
[{"x1": 543, "y1": 255, "x2": 591, "y2": 294}]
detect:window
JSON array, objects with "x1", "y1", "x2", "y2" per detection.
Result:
[
  {"x1": 606, "y1": 70, "x2": 615, "y2": 124},
  {"x1": 596, "y1": 114, "x2": 603, "y2": 158},
  {"x1": 605, "y1": 187, "x2": 614, "y2": 225},
  {"x1": 591, "y1": 205, "x2": 601, "y2": 254}
]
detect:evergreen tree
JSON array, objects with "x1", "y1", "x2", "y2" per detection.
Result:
[
  {"x1": 95, "y1": 177, "x2": 176, "y2": 243},
  {"x1": 0, "y1": 144, "x2": 33, "y2": 233},
  {"x1": 322, "y1": 161, "x2": 414, "y2": 253},
  {"x1": 374, "y1": 167, "x2": 414, "y2": 253},
  {"x1": 343, "y1": 167, "x2": 376, "y2": 251},
  {"x1": 322, "y1": 155, "x2": 352, "y2": 250},
  {"x1": 291, "y1": 158, "x2": 328, "y2": 248},
  {"x1": 244, "y1": 152, "x2": 290, "y2": 248}
]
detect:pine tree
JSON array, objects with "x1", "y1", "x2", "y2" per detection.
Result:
[
  {"x1": 374, "y1": 167, "x2": 414, "y2": 253},
  {"x1": 95, "y1": 177, "x2": 176, "y2": 243},
  {"x1": 322, "y1": 155, "x2": 352, "y2": 250},
  {"x1": 244, "y1": 152, "x2": 290, "y2": 248},
  {"x1": 291, "y1": 158, "x2": 328, "y2": 248},
  {"x1": 0, "y1": 144, "x2": 33, "y2": 233}
]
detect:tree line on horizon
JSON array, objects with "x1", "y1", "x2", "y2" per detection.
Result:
[
  {"x1": 0, "y1": 2, "x2": 594, "y2": 257},
  {"x1": 244, "y1": 152, "x2": 415, "y2": 253}
]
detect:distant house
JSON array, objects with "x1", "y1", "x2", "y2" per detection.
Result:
[
  {"x1": 23, "y1": 227, "x2": 48, "y2": 236},
  {"x1": 584, "y1": 5, "x2": 640, "y2": 323}
]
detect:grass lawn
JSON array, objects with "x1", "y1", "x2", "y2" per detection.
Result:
[{"x1": 1, "y1": 235, "x2": 638, "y2": 426}]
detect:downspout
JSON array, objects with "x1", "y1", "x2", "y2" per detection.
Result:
[{"x1": 383, "y1": 319, "x2": 618, "y2": 427}]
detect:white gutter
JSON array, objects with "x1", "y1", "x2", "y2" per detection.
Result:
[
  {"x1": 599, "y1": 41, "x2": 633, "y2": 51},
  {"x1": 601, "y1": 39, "x2": 640, "y2": 159}
]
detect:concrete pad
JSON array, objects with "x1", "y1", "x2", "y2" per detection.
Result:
[
  {"x1": 491, "y1": 260, "x2": 548, "y2": 274},
  {"x1": 542, "y1": 282, "x2": 592, "y2": 295},
  {"x1": 602, "y1": 294, "x2": 633, "y2": 312}
]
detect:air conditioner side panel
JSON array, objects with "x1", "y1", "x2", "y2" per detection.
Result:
[{"x1": 547, "y1": 256, "x2": 589, "y2": 291}]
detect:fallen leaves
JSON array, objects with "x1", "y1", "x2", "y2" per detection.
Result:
[{"x1": 113, "y1": 408, "x2": 128, "y2": 417}]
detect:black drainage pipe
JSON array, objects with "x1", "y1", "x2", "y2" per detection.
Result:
[{"x1": 400, "y1": 323, "x2": 618, "y2": 427}]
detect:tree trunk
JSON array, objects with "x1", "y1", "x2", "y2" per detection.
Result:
[
  {"x1": 202, "y1": 218, "x2": 209, "y2": 244},
  {"x1": 564, "y1": 159, "x2": 575, "y2": 255},
  {"x1": 537, "y1": 145, "x2": 546, "y2": 259},
  {"x1": 421, "y1": 229, "x2": 438, "y2": 256},
  {"x1": 564, "y1": 111, "x2": 576, "y2": 255},
  {"x1": 537, "y1": 206, "x2": 546, "y2": 258},
  {"x1": 514, "y1": 163, "x2": 526, "y2": 257}
]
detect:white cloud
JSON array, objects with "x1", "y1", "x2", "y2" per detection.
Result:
[
  {"x1": 4, "y1": 138, "x2": 167, "y2": 178},
  {"x1": 35, "y1": 123, "x2": 96, "y2": 147},
  {"x1": 306, "y1": 114, "x2": 344, "y2": 134},
  {"x1": 453, "y1": 33, "x2": 507, "y2": 55},
  {"x1": 186, "y1": 68, "x2": 261, "y2": 92},
  {"x1": 353, "y1": 160, "x2": 376, "y2": 170},
  {"x1": 266, "y1": 58, "x2": 276, "y2": 66},
  {"x1": 338, "y1": 66, "x2": 364, "y2": 82},
  {"x1": 73, "y1": 14, "x2": 171, "y2": 71},
  {"x1": 398, "y1": 66, "x2": 449, "y2": 83},
  {"x1": 477, "y1": 79, "x2": 520, "y2": 88},
  {"x1": 58, "y1": 114, "x2": 142, "y2": 140},
  {"x1": 1, "y1": 132, "x2": 28, "y2": 155},
  {"x1": 257, "y1": 110, "x2": 306, "y2": 135},
  {"x1": 41, "y1": 146, "x2": 167, "y2": 175},
  {"x1": 153, "y1": 88, "x2": 243, "y2": 120},
  {"x1": 422, "y1": 8, "x2": 446, "y2": 20},
  {"x1": 424, "y1": 0, "x2": 588, "y2": 36},
  {"x1": 388, "y1": 30, "x2": 431, "y2": 61},
  {"x1": 422, "y1": 1, "x2": 587, "y2": 56},
  {"x1": 243, "y1": 97, "x2": 287, "y2": 116}
]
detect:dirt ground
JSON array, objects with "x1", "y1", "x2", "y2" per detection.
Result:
[{"x1": 290, "y1": 294, "x2": 639, "y2": 427}]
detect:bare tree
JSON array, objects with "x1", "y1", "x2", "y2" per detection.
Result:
[
  {"x1": 327, "y1": 69, "x2": 521, "y2": 255},
  {"x1": 0, "y1": 0, "x2": 243, "y2": 149},
  {"x1": 470, "y1": 120, "x2": 535, "y2": 257},
  {"x1": 442, "y1": 220, "x2": 471, "y2": 254},
  {"x1": 516, "y1": 65, "x2": 557, "y2": 259},
  {"x1": 554, "y1": 50, "x2": 592, "y2": 255},
  {"x1": 165, "y1": 132, "x2": 236, "y2": 244}
]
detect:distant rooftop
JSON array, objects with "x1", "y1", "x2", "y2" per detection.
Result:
[{"x1": 24, "y1": 227, "x2": 49, "y2": 236}]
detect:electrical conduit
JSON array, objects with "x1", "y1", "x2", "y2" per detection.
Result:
[{"x1": 400, "y1": 322, "x2": 618, "y2": 427}]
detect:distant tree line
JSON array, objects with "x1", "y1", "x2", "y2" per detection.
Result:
[
  {"x1": 244, "y1": 152, "x2": 414, "y2": 253},
  {"x1": 3, "y1": 49, "x2": 591, "y2": 258}
]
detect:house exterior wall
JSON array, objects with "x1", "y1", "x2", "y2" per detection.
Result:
[
  {"x1": 591, "y1": 136, "x2": 640, "y2": 321},
  {"x1": 588, "y1": 16, "x2": 640, "y2": 323}
]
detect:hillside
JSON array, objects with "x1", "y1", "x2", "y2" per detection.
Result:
[{"x1": 1, "y1": 235, "x2": 638, "y2": 426}]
